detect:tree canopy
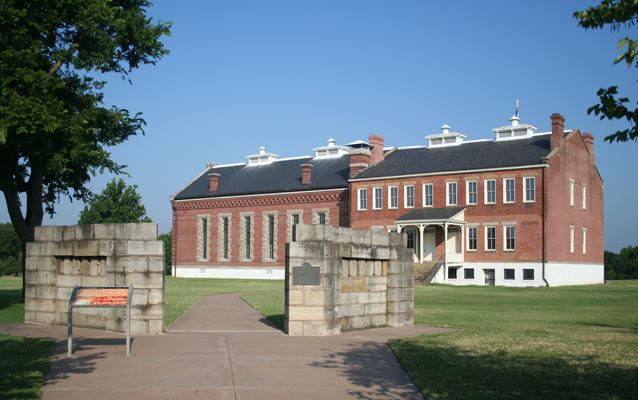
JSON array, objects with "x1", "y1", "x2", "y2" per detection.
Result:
[
  {"x1": 604, "y1": 244, "x2": 638, "y2": 279},
  {"x1": 574, "y1": 0, "x2": 638, "y2": 142},
  {"x1": 78, "y1": 179, "x2": 151, "y2": 224}
]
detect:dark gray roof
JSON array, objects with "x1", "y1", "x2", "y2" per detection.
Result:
[
  {"x1": 175, "y1": 155, "x2": 350, "y2": 200},
  {"x1": 354, "y1": 134, "x2": 552, "y2": 180},
  {"x1": 396, "y1": 207, "x2": 466, "y2": 222}
]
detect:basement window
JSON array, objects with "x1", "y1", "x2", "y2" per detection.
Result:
[
  {"x1": 504, "y1": 269, "x2": 515, "y2": 280},
  {"x1": 448, "y1": 267, "x2": 458, "y2": 279}
]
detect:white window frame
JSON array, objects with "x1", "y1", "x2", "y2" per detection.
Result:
[
  {"x1": 582, "y1": 185, "x2": 587, "y2": 210},
  {"x1": 503, "y1": 225, "x2": 516, "y2": 251},
  {"x1": 466, "y1": 180, "x2": 477, "y2": 205},
  {"x1": 484, "y1": 225, "x2": 497, "y2": 251},
  {"x1": 388, "y1": 186, "x2": 398, "y2": 209},
  {"x1": 373, "y1": 187, "x2": 383, "y2": 210},
  {"x1": 466, "y1": 226, "x2": 478, "y2": 251},
  {"x1": 446, "y1": 181, "x2": 457, "y2": 206},
  {"x1": 484, "y1": 179, "x2": 496, "y2": 204},
  {"x1": 357, "y1": 188, "x2": 367, "y2": 211},
  {"x1": 570, "y1": 225, "x2": 575, "y2": 253},
  {"x1": 423, "y1": 183, "x2": 433, "y2": 207},
  {"x1": 404, "y1": 184, "x2": 415, "y2": 208},
  {"x1": 569, "y1": 179, "x2": 575, "y2": 206},
  {"x1": 524, "y1": 176, "x2": 536, "y2": 203},
  {"x1": 503, "y1": 178, "x2": 515, "y2": 204},
  {"x1": 582, "y1": 228, "x2": 587, "y2": 255}
]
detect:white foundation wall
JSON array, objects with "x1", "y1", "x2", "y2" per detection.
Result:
[
  {"x1": 174, "y1": 265, "x2": 284, "y2": 280},
  {"x1": 545, "y1": 262, "x2": 604, "y2": 286}
]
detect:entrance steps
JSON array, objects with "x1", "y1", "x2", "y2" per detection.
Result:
[{"x1": 414, "y1": 261, "x2": 443, "y2": 285}]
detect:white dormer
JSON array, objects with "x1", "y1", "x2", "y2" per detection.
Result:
[
  {"x1": 246, "y1": 146, "x2": 278, "y2": 165},
  {"x1": 313, "y1": 138, "x2": 349, "y2": 159},
  {"x1": 426, "y1": 125, "x2": 466, "y2": 147},
  {"x1": 493, "y1": 115, "x2": 537, "y2": 141}
]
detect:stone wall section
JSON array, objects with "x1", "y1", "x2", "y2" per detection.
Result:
[
  {"x1": 25, "y1": 223, "x2": 165, "y2": 334},
  {"x1": 285, "y1": 224, "x2": 413, "y2": 336}
]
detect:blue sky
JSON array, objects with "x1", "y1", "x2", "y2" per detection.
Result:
[{"x1": 1, "y1": 0, "x2": 636, "y2": 252}]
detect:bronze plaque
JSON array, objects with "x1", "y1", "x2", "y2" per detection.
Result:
[{"x1": 292, "y1": 262, "x2": 320, "y2": 285}]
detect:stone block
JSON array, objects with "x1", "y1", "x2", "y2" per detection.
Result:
[
  {"x1": 287, "y1": 306, "x2": 324, "y2": 321},
  {"x1": 53, "y1": 241, "x2": 73, "y2": 256},
  {"x1": 387, "y1": 313, "x2": 406, "y2": 327},
  {"x1": 352, "y1": 315, "x2": 371, "y2": 330},
  {"x1": 405, "y1": 313, "x2": 414, "y2": 326},
  {"x1": 370, "y1": 313, "x2": 387, "y2": 327},
  {"x1": 149, "y1": 257, "x2": 164, "y2": 272},
  {"x1": 390, "y1": 232, "x2": 406, "y2": 247},
  {"x1": 341, "y1": 316, "x2": 353, "y2": 331},
  {"x1": 73, "y1": 240, "x2": 100, "y2": 257},
  {"x1": 388, "y1": 288, "x2": 405, "y2": 302},
  {"x1": 357, "y1": 259, "x2": 367, "y2": 276},
  {"x1": 74, "y1": 225, "x2": 95, "y2": 240},
  {"x1": 371, "y1": 231, "x2": 390, "y2": 247},
  {"x1": 93, "y1": 224, "x2": 116, "y2": 240},
  {"x1": 125, "y1": 240, "x2": 163, "y2": 256},
  {"x1": 352, "y1": 244, "x2": 373, "y2": 259},
  {"x1": 62, "y1": 226, "x2": 76, "y2": 241},
  {"x1": 287, "y1": 289, "x2": 304, "y2": 306},
  {"x1": 36, "y1": 285, "x2": 57, "y2": 300},
  {"x1": 340, "y1": 303, "x2": 364, "y2": 317},
  {"x1": 25, "y1": 285, "x2": 37, "y2": 299},
  {"x1": 34, "y1": 226, "x2": 61, "y2": 242},
  {"x1": 148, "y1": 289, "x2": 164, "y2": 305},
  {"x1": 296, "y1": 224, "x2": 319, "y2": 242},
  {"x1": 131, "y1": 319, "x2": 149, "y2": 335},
  {"x1": 365, "y1": 302, "x2": 386, "y2": 315},
  {"x1": 396, "y1": 247, "x2": 413, "y2": 261},
  {"x1": 375, "y1": 247, "x2": 390, "y2": 260},
  {"x1": 406, "y1": 288, "x2": 414, "y2": 300},
  {"x1": 56, "y1": 286, "x2": 73, "y2": 301},
  {"x1": 106, "y1": 318, "x2": 124, "y2": 332},
  {"x1": 80, "y1": 276, "x2": 105, "y2": 287},
  {"x1": 303, "y1": 289, "x2": 325, "y2": 306},
  {"x1": 35, "y1": 299, "x2": 56, "y2": 313},
  {"x1": 365, "y1": 260, "x2": 374, "y2": 276},
  {"x1": 130, "y1": 223, "x2": 158, "y2": 240},
  {"x1": 148, "y1": 318, "x2": 164, "y2": 334},
  {"x1": 286, "y1": 320, "x2": 304, "y2": 336},
  {"x1": 341, "y1": 292, "x2": 359, "y2": 305},
  {"x1": 56, "y1": 274, "x2": 81, "y2": 288},
  {"x1": 387, "y1": 273, "x2": 409, "y2": 288},
  {"x1": 303, "y1": 320, "x2": 330, "y2": 336},
  {"x1": 338, "y1": 243, "x2": 352, "y2": 258},
  {"x1": 124, "y1": 272, "x2": 163, "y2": 288},
  {"x1": 36, "y1": 312, "x2": 56, "y2": 325},
  {"x1": 131, "y1": 289, "x2": 149, "y2": 306},
  {"x1": 387, "y1": 301, "x2": 413, "y2": 314},
  {"x1": 341, "y1": 259, "x2": 349, "y2": 278},
  {"x1": 366, "y1": 276, "x2": 387, "y2": 286},
  {"x1": 25, "y1": 311, "x2": 36, "y2": 323},
  {"x1": 131, "y1": 304, "x2": 163, "y2": 319},
  {"x1": 34, "y1": 270, "x2": 57, "y2": 285},
  {"x1": 351, "y1": 229, "x2": 372, "y2": 246},
  {"x1": 373, "y1": 260, "x2": 382, "y2": 276},
  {"x1": 29, "y1": 242, "x2": 55, "y2": 257}
]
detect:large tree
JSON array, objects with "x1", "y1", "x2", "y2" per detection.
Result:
[
  {"x1": 575, "y1": 0, "x2": 638, "y2": 142},
  {"x1": 0, "y1": 0, "x2": 170, "y2": 295},
  {"x1": 78, "y1": 179, "x2": 151, "y2": 224}
]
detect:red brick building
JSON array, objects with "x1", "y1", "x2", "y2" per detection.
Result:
[{"x1": 172, "y1": 113, "x2": 604, "y2": 286}]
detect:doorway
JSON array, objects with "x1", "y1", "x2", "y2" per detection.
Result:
[
  {"x1": 423, "y1": 228, "x2": 435, "y2": 261},
  {"x1": 484, "y1": 269, "x2": 495, "y2": 286}
]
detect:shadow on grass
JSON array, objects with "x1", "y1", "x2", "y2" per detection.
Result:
[
  {"x1": 264, "y1": 314, "x2": 284, "y2": 331},
  {"x1": 0, "y1": 335, "x2": 55, "y2": 400},
  {"x1": 388, "y1": 339, "x2": 638, "y2": 400},
  {"x1": 310, "y1": 341, "x2": 424, "y2": 400},
  {"x1": 0, "y1": 289, "x2": 23, "y2": 310}
]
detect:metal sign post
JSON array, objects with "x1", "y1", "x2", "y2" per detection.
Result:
[{"x1": 67, "y1": 284, "x2": 134, "y2": 356}]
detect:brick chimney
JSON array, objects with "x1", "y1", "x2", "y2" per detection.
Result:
[
  {"x1": 349, "y1": 148, "x2": 371, "y2": 178},
  {"x1": 368, "y1": 134, "x2": 385, "y2": 165},
  {"x1": 208, "y1": 173, "x2": 220, "y2": 192},
  {"x1": 551, "y1": 113, "x2": 565, "y2": 150},
  {"x1": 301, "y1": 164, "x2": 313, "y2": 185},
  {"x1": 582, "y1": 133, "x2": 595, "y2": 164}
]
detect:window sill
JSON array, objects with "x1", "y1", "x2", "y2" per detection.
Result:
[
  {"x1": 503, "y1": 249, "x2": 516, "y2": 252},
  {"x1": 466, "y1": 249, "x2": 477, "y2": 252}
]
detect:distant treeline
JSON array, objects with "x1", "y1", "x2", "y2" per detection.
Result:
[{"x1": 605, "y1": 245, "x2": 638, "y2": 280}]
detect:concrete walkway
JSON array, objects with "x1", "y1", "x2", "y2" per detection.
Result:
[{"x1": 0, "y1": 294, "x2": 450, "y2": 399}]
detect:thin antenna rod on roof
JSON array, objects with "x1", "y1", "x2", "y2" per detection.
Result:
[{"x1": 515, "y1": 99, "x2": 520, "y2": 118}]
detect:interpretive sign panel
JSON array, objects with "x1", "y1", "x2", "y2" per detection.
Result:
[{"x1": 68, "y1": 285, "x2": 134, "y2": 356}]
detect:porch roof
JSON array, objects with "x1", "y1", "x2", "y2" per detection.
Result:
[{"x1": 395, "y1": 207, "x2": 465, "y2": 224}]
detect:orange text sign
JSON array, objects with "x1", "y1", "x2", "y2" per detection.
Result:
[{"x1": 73, "y1": 288, "x2": 129, "y2": 306}]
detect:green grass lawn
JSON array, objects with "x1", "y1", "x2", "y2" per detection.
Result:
[
  {"x1": 241, "y1": 281, "x2": 638, "y2": 400},
  {"x1": 0, "y1": 276, "x2": 56, "y2": 400}
]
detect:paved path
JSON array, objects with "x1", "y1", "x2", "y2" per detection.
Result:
[{"x1": 0, "y1": 294, "x2": 450, "y2": 399}]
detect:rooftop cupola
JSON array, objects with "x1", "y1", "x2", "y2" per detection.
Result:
[
  {"x1": 426, "y1": 125, "x2": 466, "y2": 147},
  {"x1": 313, "y1": 138, "x2": 349, "y2": 159},
  {"x1": 493, "y1": 102, "x2": 537, "y2": 141},
  {"x1": 246, "y1": 146, "x2": 278, "y2": 165}
]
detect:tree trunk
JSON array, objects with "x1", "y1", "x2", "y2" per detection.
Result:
[{"x1": 2, "y1": 167, "x2": 44, "y2": 301}]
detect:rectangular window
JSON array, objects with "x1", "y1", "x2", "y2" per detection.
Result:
[
  {"x1": 201, "y1": 218, "x2": 208, "y2": 259},
  {"x1": 447, "y1": 182, "x2": 457, "y2": 206},
  {"x1": 524, "y1": 177, "x2": 536, "y2": 202},
  {"x1": 467, "y1": 227, "x2": 477, "y2": 251},
  {"x1": 423, "y1": 183, "x2": 433, "y2": 207},
  {"x1": 570, "y1": 225, "x2": 575, "y2": 253},
  {"x1": 406, "y1": 228, "x2": 414, "y2": 250},
  {"x1": 464, "y1": 268, "x2": 475, "y2": 279},
  {"x1": 582, "y1": 228, "x2": 587, "y2": 255},
  {"x1": 504, "y1": 269, "x2": 515, "y2": 280},
  {"x1": 523, "y1": 268, "x2": 534, "y2": 280},
  {"x1": 389, "y1": 186, "x2": 398, "y2": 209},
  {"x1": 582, "y1": 185, "x2": 587, "y2": 209},
  {"x1": 466, "y1": 180, "x2": 477, "y2": 205},
  {"x1": 318, "y1": 212, "x2": 326, "y2": 225},
  {"x1": 486, "y1": 226, "x2": 496, "y2": 251},
  {"x1": 244, "y1": 216, "x2": 251, "y2": 259},
  {"x1": 268, "y1": 215, "x2": 275, "y2": 259},
  {"x1": 485, "y1": 179, "x2": 496, "y2": 204},
  {"x1": 292, "y1": 214, "x2": 300, "y2": 242},
  {"x1": 504, "y1": 225, "x2": 516, "y2": 251},
  {"x1": 373, "y1": 187, "x2": 383, "y2": 210},
  {"x1": 358, "y1": 188, "x2": 367, "y2": 210},
  {"x1": 504, "y1": 178, "x2": 515, "y2": 203},
  {"x1": 448, "y1": 267, "x2": 458, "y2": 279},
  {"x1": 569, "y1": 179, "x2": 574, "y2": 206},
  {"x1": 222, "y1": 217, "x2": 229, "y2": 259},
  {"x1": 404, "y1": 185, "x2": 415, "y2": 208}
]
